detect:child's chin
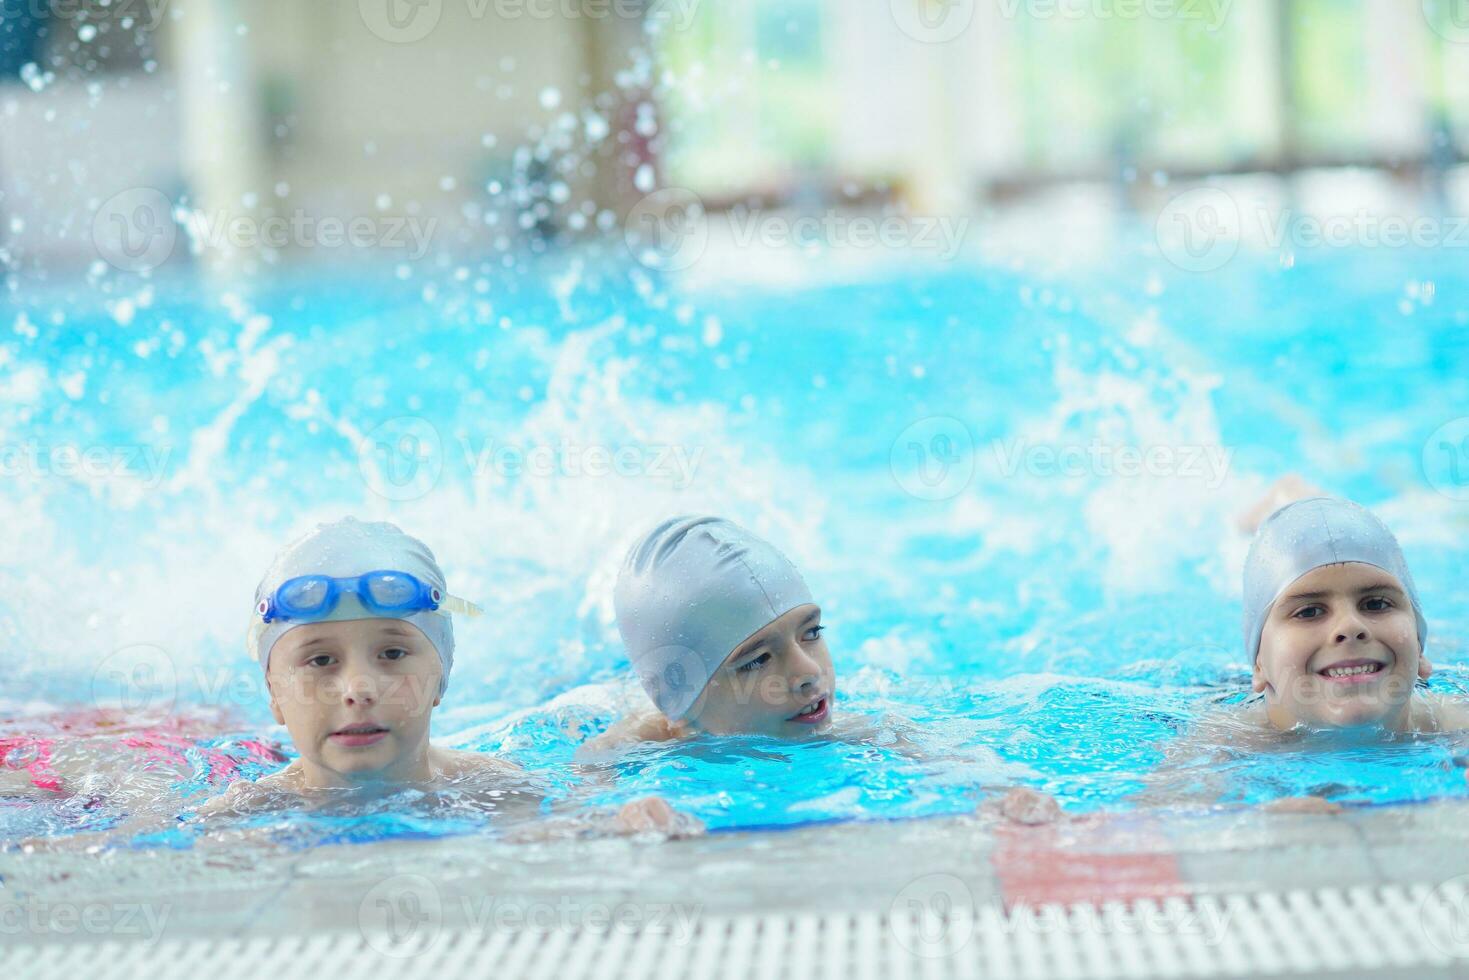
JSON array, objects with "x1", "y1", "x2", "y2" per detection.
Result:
[
  {"x1": 1313, "y1": 704, "x2": 1399, "y2": 729},
  {"x1": 323, "y1": 746, "x2": 395, "y2": 772}
]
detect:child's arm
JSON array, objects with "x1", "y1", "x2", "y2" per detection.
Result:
[
  {"x1": 502, "y1": 795, "x2": 705, "y2": 843},
  {"x1": 573, "y1": 710, "x2": 683, "y2": 762},
  {"x1": 828, "y1": 712, "x2": 1065, "y2": 825}
]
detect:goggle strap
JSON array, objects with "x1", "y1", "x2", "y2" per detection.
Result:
[
  {"x1": 438, "y1": 593, "x2": 484, "y2": 618},
  {"x1": 246, "y1": 620, "x2": 266, "y2": 661}
]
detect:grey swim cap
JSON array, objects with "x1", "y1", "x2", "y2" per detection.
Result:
[
  {"x1": 614, "y1": 516, "x2": 814, "y2": 721},
  {"x1": 1243, "y1": 498, "x2": 1427, "y2": 662},
  {"x1": 249, "y1": 517, "x2": 476, "y2": 697}
]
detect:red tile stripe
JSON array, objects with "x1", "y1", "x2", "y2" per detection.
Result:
[{"x1": 992, "y1": 815, "x2": 1190, "y2": 908}]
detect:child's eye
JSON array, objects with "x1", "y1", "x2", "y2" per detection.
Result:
[
  {"x1": 1292, "y1": 605, "x2": 1326, "y2": 620},
  {"x1": 306, "y1": 654, "x2": 335, "y2": 668},
  {"x1": 737, "y1": 652, "x2": 772, "y2": 673},
  {"x1": 381, "y1": 648, "x2": 411, "y2": 661},
  {"x1": 803, "y1": 624, "x2": 825, "y2": 642},
  {"x1": 1361, "y1": 596, "x2": 1393, "y2": 612}
]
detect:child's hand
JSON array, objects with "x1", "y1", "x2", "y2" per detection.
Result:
[
  {"x1": 1264, "y1": 796, "x2": 1343, "y2": 815},
  {"x1": 984, "y1": 787, "x2": 1062, "y2": 826},
  {"x1": 613, "y1": 796, "x2": 705, "y2": 838},
  {"x1": 1236, "y1": 474, "x2": 1325, "y2": 535}
]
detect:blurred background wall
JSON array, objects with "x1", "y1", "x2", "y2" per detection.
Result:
[{"x1": 2, "y1": 0, "x2": 1468, "y2": 276}]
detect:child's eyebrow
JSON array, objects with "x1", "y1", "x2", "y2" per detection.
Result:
[
  {"x1": 1283, "y1": 583, "x2": 1405, "y2": 605},
  {"x1": 726, "y1": 636, "x2": 770, "y2": 663},
  {"x1": 1356, "y1": 582, "x2": 1405, "y2": 596}
]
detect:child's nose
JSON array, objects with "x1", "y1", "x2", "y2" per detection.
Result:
[
  {"x1": 341, "y1": 671, "x2": 379, "y2": 705},
  {"x1": 1332, "y1": 609, "x2": 1370, "y2": 644},
  {"x1": 785, "y1": 643, "x2": 823, "y2": 692}
]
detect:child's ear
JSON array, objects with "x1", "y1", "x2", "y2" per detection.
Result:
[
  {"x1": 1251, "y1": 659, "x2": 1269, "y2": 694},
  {"x1": 1418, "y1": 653, "x2": 1434, "y2": 680}
]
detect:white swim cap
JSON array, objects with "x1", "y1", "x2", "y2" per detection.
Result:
[
  {"x1": 1243, "y1": 497, "x2": 1427, "y2": 662},
  {"x1": 248, "y1": 517, "x2": 475, "y2": 697},
  {"x1": 614, "y1": 516, "x2": 814, "y2": 721}
]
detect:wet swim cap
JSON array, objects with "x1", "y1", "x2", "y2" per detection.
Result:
[
  {"x1": 249, "y1": 518, "x2": 470, "y2": 696},
  {"x1": 1243, "y1": 498, "x2": 1427, "y2": 662},
  {"x1": 614, "y1": 516, "x2": 814, "y2": 721}
]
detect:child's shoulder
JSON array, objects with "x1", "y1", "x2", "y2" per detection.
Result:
[
  {"x1": 433, "y1": 747, "x2": 528, "y2": 781},
  {"x1": 193, "y1": 767, "x2": 299, "y2": 818},
  {"x1": 1420, "y1": 693, "x2": 1469, "y2": 732}
]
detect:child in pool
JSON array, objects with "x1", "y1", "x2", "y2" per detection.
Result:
[
  {"x1": 199, "y1": 517, "x2": 694, "y2": 834},
  {"x1": 1148, "y1": 497, "x2": 1469, "y2": 812},
  {"x1": 579, "y1": 515, "x2": 1060, "y2": 824},
  {"x1": 1238, "y1": 497, "x2": 1468, "y2": 736}
]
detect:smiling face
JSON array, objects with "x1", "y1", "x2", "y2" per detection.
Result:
[
  {"x1": 265, "y1": 615, "x2": 443, "y2": 787},
  {"x1": 686, "y1": 603, "x2": 835, "y2": 737},
  {"x1": 1253, "y1": 562, "x2": 1430, "y2": 731}
]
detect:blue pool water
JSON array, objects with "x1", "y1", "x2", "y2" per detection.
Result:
[{"x1": 2, "y1": 230, "x2": 1468, "y2": 847}]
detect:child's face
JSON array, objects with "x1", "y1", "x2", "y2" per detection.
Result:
[
  {"x1": 1253, "y1": 562, "x2": 1429, "y2": 731},
  {"x1": 688, "y1": 603, "x2": 835, "y2": 737},
  {"x1": 266, "y1": 615, "x2": 443, "y2": 786}
]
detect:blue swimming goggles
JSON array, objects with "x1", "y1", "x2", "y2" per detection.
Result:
[{"x1": 255, "y1": 570, "x2": 480, "y2": 624}]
